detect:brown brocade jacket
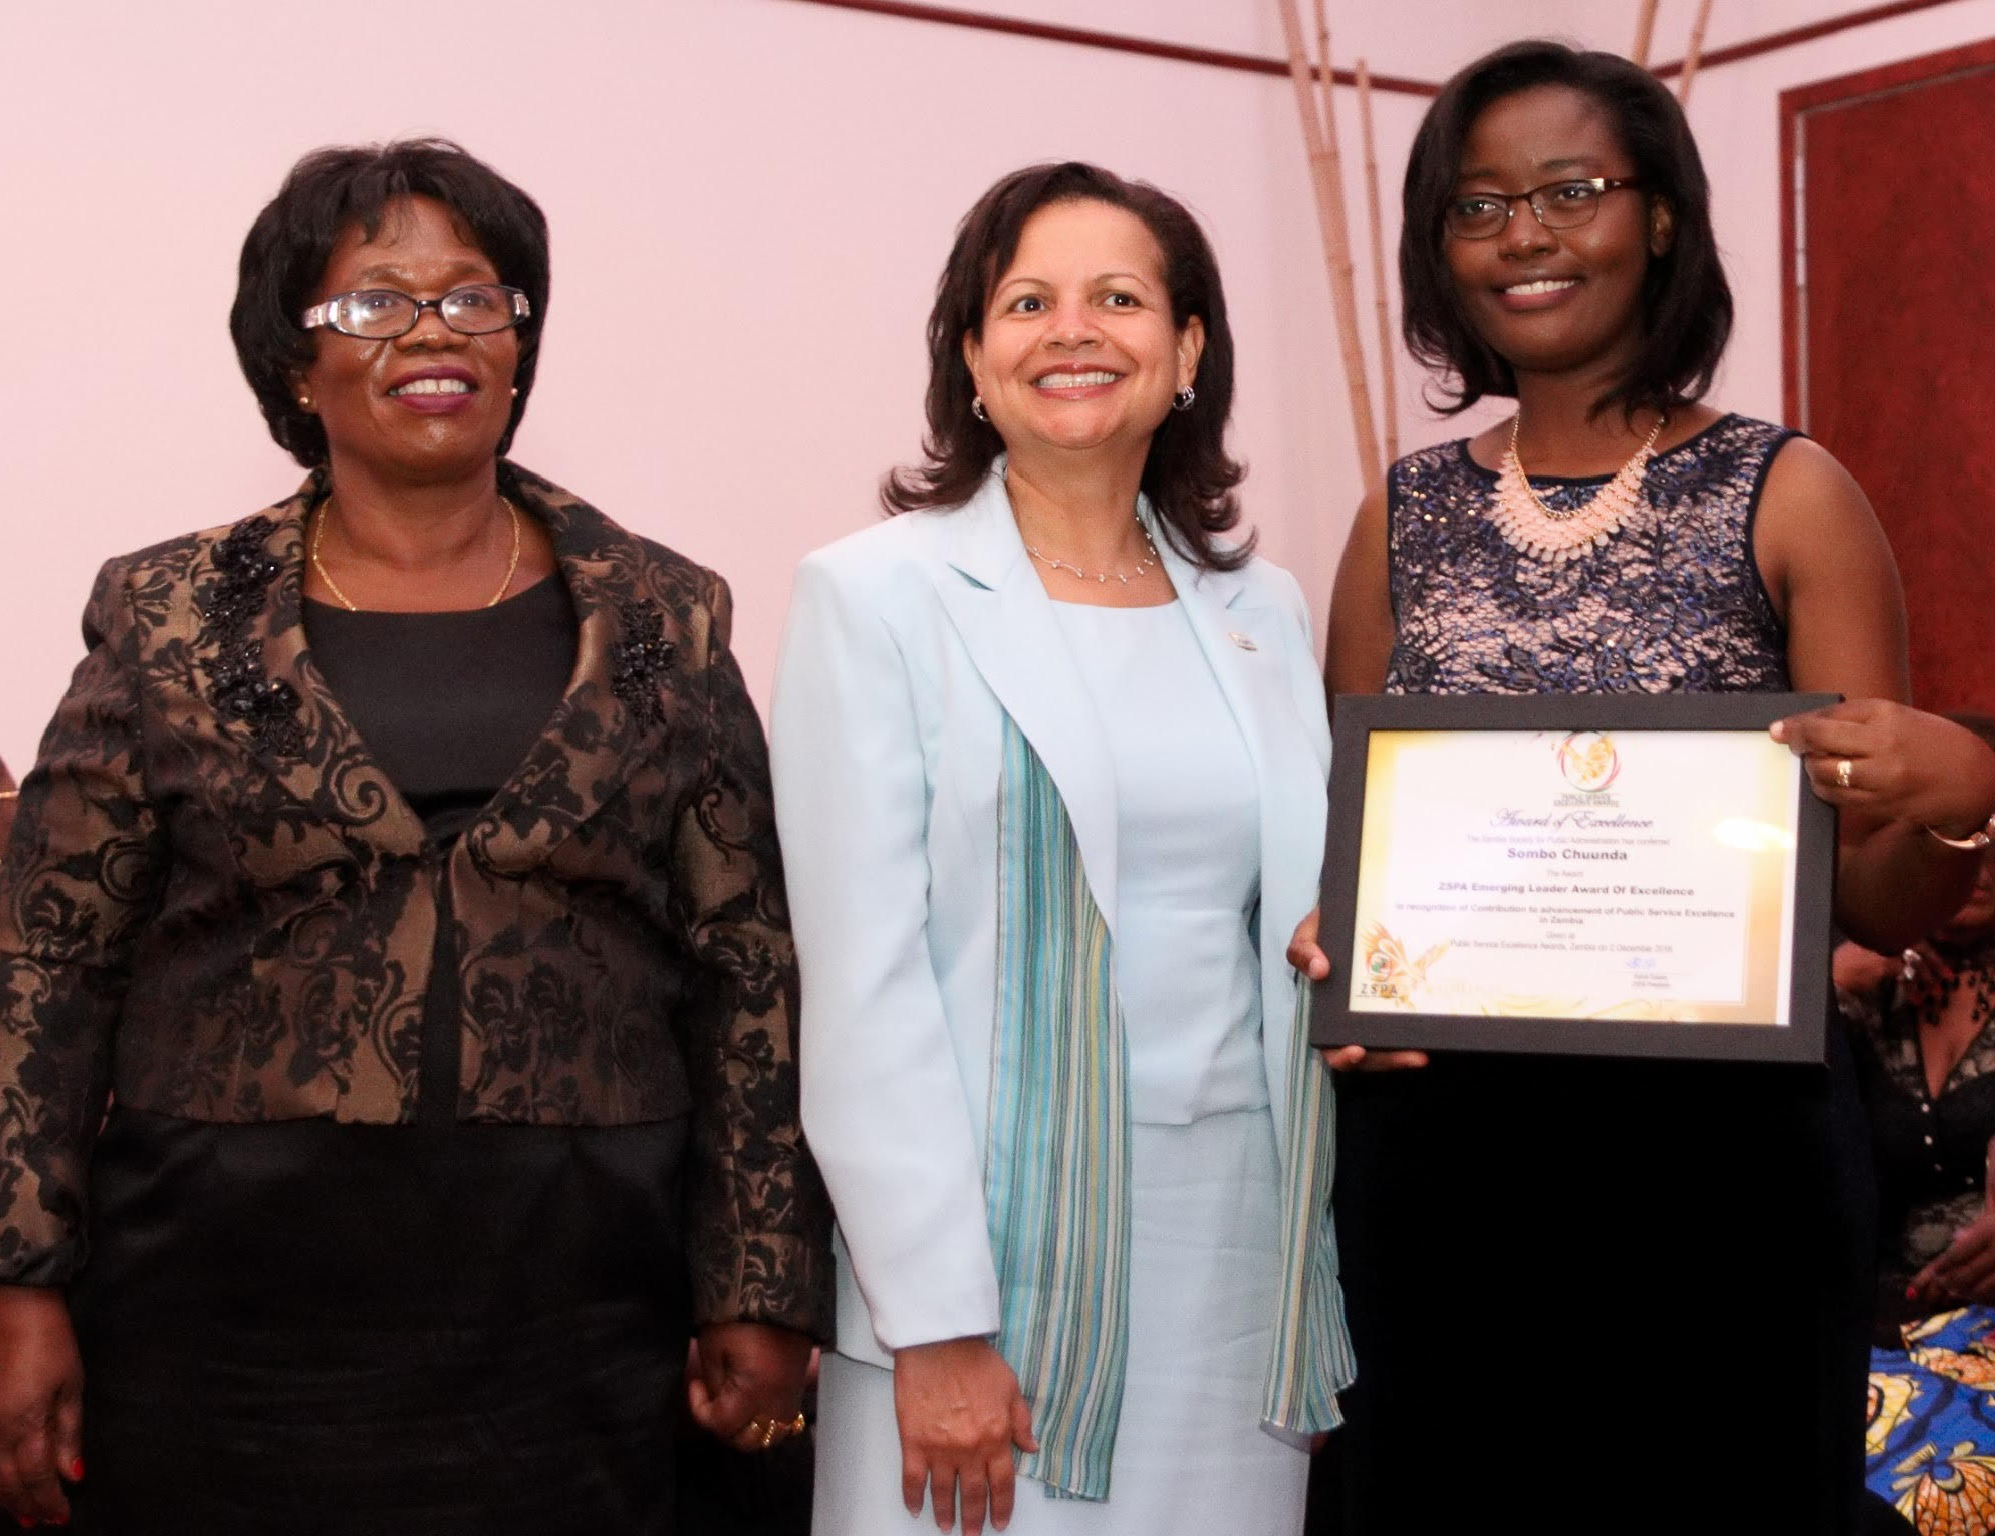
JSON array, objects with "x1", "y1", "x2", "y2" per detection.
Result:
[{"x1": 0, "y1": 462, "x2": 833, "y2": 1338}]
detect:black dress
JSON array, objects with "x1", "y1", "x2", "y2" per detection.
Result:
[
  {"x1": 1312, "y1": 420, "x2": 1877, "y2": 1534},
  {"x1": 71, "y1": 579, "x2": 696, "y2": 1535}
]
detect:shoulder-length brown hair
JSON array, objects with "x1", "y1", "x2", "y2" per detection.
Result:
[{"x1": 885, "y1": 162, "x2": 1249, "y2": 571}]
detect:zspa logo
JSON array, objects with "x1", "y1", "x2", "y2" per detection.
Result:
[{"x1": 1555, "y1": 731, "x2": 1621, "y2": 794}]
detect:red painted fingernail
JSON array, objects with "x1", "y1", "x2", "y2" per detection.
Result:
[
  {"x1": 67, "y1": 1458, "x2": 83, "y2": 1481},
  {"x1": 1908, "y1": 1285, "x2": 1921, "y2": 1300}
]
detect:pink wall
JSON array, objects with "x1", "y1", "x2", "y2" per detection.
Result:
[{"x1": 1, "y1": 0, "x2": 1990, "y2": 768}]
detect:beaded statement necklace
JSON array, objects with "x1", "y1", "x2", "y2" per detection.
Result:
[{"x1": 1485, "y1": 413, "x2": 1664, "y2": 564}]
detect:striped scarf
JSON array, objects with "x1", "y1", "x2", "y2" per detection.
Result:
[{"x1": 985, "y1": 716, "x2": 1351, "y2": 1502}]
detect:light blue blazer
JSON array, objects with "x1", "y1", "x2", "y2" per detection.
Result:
[{"x1": 769, "y1": 466, "x2": 1335, "y2": 1370}]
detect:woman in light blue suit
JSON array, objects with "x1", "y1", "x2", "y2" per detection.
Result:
[{"x1": 771, "y1": 164, "x2": 1349, "y2": 1536}]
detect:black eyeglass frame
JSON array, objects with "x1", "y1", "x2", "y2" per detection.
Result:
[
  {"x1": 298, "y1": 284, "x2": 532, "y2": 339},
  {"x1": 1444, "y1": 177, "x2": 1645, "y2": 241}
]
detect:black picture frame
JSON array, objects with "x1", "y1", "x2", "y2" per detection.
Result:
[{"x1": 1311, "y1": 692, "x2": 1840, "y2": 1064}]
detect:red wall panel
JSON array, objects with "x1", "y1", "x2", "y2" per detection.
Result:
[{"x1": 1785, "y1": 41, "x2": 1995, "y2": 713}]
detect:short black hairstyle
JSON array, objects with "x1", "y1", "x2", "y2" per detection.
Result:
[
  {"x1": 230, "y1": 138, "x2": 550, "y2": 467},
  {"x1": 884, "y1": 161, "x2": 1250, "y2": 572},
  {"x1": 1399, "y1": 40, "x2": 1733, "y2": 421}
]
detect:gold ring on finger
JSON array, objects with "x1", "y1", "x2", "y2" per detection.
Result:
[
  {"x1": 1835, "y1": 758, "x2": 1853, "y2": 791},
  {"x1": 760, "y1": 1420, "x2": 780, "y2": 1449}
]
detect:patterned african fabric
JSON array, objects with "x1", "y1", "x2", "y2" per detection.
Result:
[
  {"x1": 1848, "y1": 946, "x2": 1995, "y2": 1533},
  {"x1": 1871, "y1": 1308, "x2": 1995, "y2": 1534}
]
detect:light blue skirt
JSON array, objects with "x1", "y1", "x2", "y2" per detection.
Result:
[{"x1": 812, "y1": 1106, "x2": 1309, "y2": 1536}]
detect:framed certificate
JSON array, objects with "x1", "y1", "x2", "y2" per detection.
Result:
[{"x1": 1311, "y1": 693, "x2": 1839, "y2": 1064}]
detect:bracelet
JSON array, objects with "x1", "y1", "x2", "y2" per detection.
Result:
[
  {"x1": 0, "y1": 790, "x2": 17, "y2": 801},
  {"x1": 1926, "y1": 813, "x2": 1995, "y2": 851}
]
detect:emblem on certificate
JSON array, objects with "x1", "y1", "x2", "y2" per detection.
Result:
[{"x1": 1312, "y1": 693, "x2": 1838, "y2": 1063}]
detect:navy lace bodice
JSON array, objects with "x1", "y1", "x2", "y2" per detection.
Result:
[{"x1": 1383, "y1": 414, "x2": 1795, "y2": 696}]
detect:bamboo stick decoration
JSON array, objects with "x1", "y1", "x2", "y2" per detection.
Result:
[
  {"x1": 1632, "y1": 0, "x2": 1660, "y2": 67},
  {"x1": 1277, "y1": 0, "x2": 1383, "y2": 495},
  {"x1": 1315, "y1": 0, "x2": 1390, "y2": 476},
  {"x1": 1678, "y1": 0, "x2": 1715, "y2": 102},
  {"x1": 1354, "y1": 58, "x2": 1398, "y2": 463},
  {"x1": 1312, "y1": 0, "x2": 1336, "y2": 142}
]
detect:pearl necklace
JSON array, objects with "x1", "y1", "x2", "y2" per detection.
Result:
[
  {"x1": 1485, "y1": 413, "x2": 1664, "y2": 565},
  {"x1": 1022, "y1": 523, "x2": 1162, "y2": 587},
  {"x1": 311, "y1": 497, "x2": 522, "y2": 612}
]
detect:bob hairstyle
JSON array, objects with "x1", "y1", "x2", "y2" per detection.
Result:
[
  {"x1": 230, "y1": 139, "x2": 550, "y2": 468},
  {"x1": 884, "y1": 161, "x2": 1249, "y2": 571},
  {"x1": 1399, "y1": 40, "x2": 1733, "y2": 421}
]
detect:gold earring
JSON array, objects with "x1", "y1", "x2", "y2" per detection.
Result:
[
  {"x1": 510, "y1": 387, "x2": 518, "y2": 398},
  {"x1": 297, "y1": 395, "x2": 312, "y2": 408}
]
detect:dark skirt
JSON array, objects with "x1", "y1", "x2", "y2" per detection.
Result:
[
  {"x1": 1313, "y1": 1010, "x2": 1877, "y2": 1534},
  {"x1": 68, "y1": 1108, "x2": 693, "y2": 1536}
]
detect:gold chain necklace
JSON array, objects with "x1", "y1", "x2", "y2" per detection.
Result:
[{"x1": 310, "y1": 497, "x2": 522, "y2": 612}]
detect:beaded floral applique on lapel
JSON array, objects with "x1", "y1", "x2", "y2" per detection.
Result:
[
  {"x1": 198, "y1": 516, "x2": 305, "y2": 757},
  {"x1": 609, "y1": 599, "x2": 674, "y2": 730}
]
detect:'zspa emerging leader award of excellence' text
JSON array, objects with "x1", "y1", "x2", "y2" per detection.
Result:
[{"x1": 1313, "y1": 694, "x2": 1836, "y2": 1063}]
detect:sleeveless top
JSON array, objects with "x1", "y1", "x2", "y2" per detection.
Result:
[
  {"x1": 1383, "y1": 413, "x2": 1795, "y2": 696},
  {"x1": 1333, "y1": 417, "x2": 1875, "y2": 1536}
]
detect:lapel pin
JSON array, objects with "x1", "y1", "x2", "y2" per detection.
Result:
[{"x1": 1227, "y1": 631, "x2": 1258, "y2": 651}]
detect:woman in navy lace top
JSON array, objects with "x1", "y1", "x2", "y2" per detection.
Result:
[{"x1": 1304, "y1": 41, "x2": 1995, "y2": 1535}]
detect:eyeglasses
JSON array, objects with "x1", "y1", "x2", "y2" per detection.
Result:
[
  {"x1": 299, "y1": 284, "x2": 531, "y2": 340},
  {"x1": 1443, "y1": 178, "x2": 1644, "y2": 240}
]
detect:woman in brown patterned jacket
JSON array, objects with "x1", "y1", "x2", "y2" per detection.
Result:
[{"x1": 0, "y1": 140, "x2": 831, "y2": 1534}]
